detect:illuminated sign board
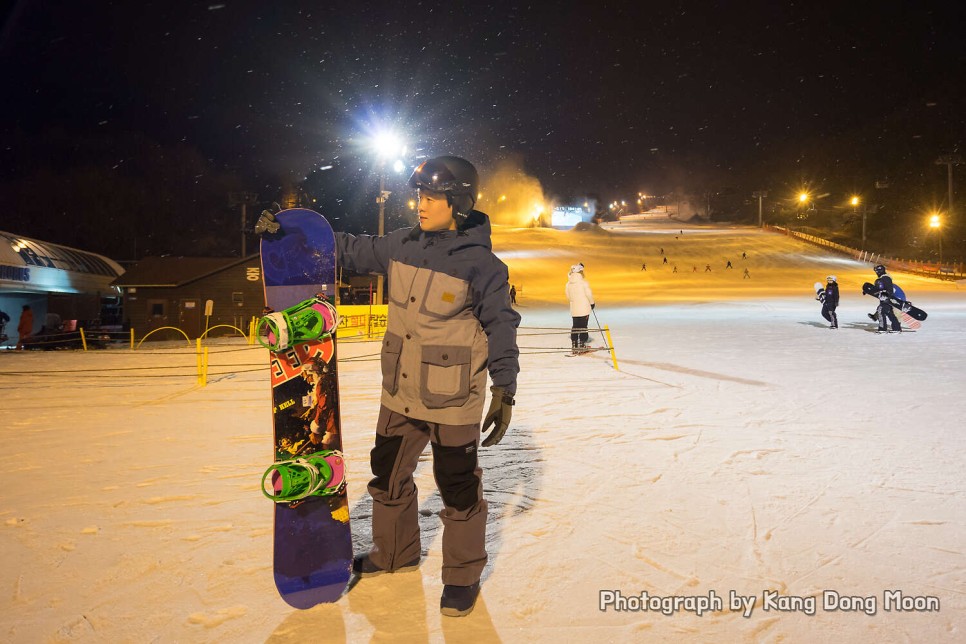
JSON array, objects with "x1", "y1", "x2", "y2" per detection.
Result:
[{"x1": 552, "y1": 205, "x2": 593, "y2": 228}]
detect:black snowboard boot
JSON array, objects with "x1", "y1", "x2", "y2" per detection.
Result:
[
  {"x1": 352, "y1": 554, "x2": 420, "y2": 578},
  {"x1": 440, "y1": 581, "x2": 480, "y2": 617}
]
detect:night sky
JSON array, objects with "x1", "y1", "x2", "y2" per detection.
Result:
[{"x1": 2, "y1": 1, "x2": 965, "y2": 257}]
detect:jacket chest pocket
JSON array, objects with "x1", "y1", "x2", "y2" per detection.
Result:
[
  {"x1": 422, "y1": 271, "x2": 469, "y2": 319},
  {"x1": 380, "y1": 332, "x2": 403, "y2": 395},
  {"x1": 420, "y1": 345, "x2": 472, "y2": 408},
  {"x1": 388, "y1": 260, "x2": 418, "y2": 308}
]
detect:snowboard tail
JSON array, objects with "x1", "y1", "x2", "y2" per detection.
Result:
[{"x1": 260, "y1": 209, "x2": 352, "y2": 608}]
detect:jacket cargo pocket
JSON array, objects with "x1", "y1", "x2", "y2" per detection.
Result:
[
  {"x1": 420, "y1": 345, "x2": 472, "y2": 408},
  {"x1": 421, "y1": 272, "x2": 468, "y2": 319},
  {"x1": 380, "y1": 331, "x2": 404, "y2": 396}
]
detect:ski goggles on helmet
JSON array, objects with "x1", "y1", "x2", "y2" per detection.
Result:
[
  {"x1": 408, "y1": 159, "x2": 473, "y2": 195},
  {"x1": 827, "y1": 275, "x2": 836, "y2": 282}
]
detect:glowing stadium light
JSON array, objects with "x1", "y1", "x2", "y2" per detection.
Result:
[{"x1": 371, "y1": 131, "x2": 405, "y2": 159}]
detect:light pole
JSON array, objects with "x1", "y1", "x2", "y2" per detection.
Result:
[
  {"x1": 850, "y1": 196, "x2": 868, "y2": 249},
  {"x1": 370, "y1": 132, "x2": 406, "y2": 305},
  {"x1": 228, "y1": 191, "x2": 258, "y2": 256},
  {"x1": 934, "y1": 155, "x2": 962, "y2": 222},
  {"x1": 752, "y1": 191, "x2": 767, "y2": 227},
  {"x1": 929, "y1": 213, "x2": 943, "y2": 269},
  {"x1": 797, "y1": 192, "x2": 809, "y2": 223}
]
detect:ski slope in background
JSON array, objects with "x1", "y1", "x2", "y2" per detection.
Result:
[{"x1": 2, "y1": 220, "x2": 964, "y2": 643}]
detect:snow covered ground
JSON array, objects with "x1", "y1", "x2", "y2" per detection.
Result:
[{"x1": 2, "y1": 219, "x2": 964, "y2": 643}]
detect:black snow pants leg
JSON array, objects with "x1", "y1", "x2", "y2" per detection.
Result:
[
  {"x1": 877, "y1": 300, "x2": 899, "y2": 331},
  {"x1": 571, "y1": 315, "x2": 590, "y2": 346},
  {"x1": 822, "y1": 305, "x2": 837, "y2": 328},
  {"x1": 367, "y1": 405, "x2": 488, "y2": 586}
]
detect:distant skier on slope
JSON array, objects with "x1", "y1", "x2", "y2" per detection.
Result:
[
  {"x1": 818, "y1": 275, "x2": 839, "y2": 329},
  {"x1": 566, "y1": 263, "x2": 595, "y2": 353}
]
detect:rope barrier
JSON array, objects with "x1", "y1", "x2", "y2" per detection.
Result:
[{"x1": 1, "y1": 324, "x2": 620, "y2": 380}]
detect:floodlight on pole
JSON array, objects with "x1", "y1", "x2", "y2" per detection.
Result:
[
  {"x1": 368, "y1": 128, "x2": 407, "y2": 306},
  {"x1": 929, "y1": 213, "x2": 943, "y2": 268}
]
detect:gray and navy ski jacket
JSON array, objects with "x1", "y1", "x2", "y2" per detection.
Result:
[{"x1": 335, "y1": 211, "x2": 520, "y2": 425}]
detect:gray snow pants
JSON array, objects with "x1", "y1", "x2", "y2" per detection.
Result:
[{"x1": 366, "y1": 405, "x2": 488, "y2": 586}]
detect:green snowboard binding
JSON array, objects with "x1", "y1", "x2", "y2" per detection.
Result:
[
  {"x1": 262, "y1": 450, "x2": 347, "y2": 503},
  {"x1": 257, "y1": 296, "x2": 340, "y2": 351}
]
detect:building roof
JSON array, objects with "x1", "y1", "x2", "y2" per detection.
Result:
[
  {"x1": 0, "y1": 230, "x2": 125, "y2": 295},
  {"x1": 111, "y1": 255, "x2": 258, "y2": 287}
]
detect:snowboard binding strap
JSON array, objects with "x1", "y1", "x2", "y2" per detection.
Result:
[
  {"x1": 257, "y1": 296, "x2": 340, "y2": 352},
  {"x1": 262, "y1": 450, "x2": 346, "y2": 503}
]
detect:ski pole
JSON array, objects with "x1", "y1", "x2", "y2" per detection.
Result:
[{"x1": 591, "y1": 307, "x2": 608, "y2": 346}]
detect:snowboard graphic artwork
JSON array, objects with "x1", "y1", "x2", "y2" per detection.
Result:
[{"x1": 259, "y1": 208, "x2": 352, "y2": 608}]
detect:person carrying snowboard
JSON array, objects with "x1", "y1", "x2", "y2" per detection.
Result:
[
  {"x1": 869, "y1": 264, "x2": 901, "y2": 333},
  {"x1": 566, "y1": 263, "x2": 595, "y2": 353},
  {"x1": 334, "y1": 155, "x2": 520, "y2": 617},
  {"x1": 819, "y1": 275, "x2": 839, "y2": 329}
]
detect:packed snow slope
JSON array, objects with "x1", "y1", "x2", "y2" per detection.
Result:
[
  {"x1": 1, "y1": 219, "x2": 963, "y2": 643},
  {"x1": 501, "y1": 218, "x2": 948, "y2": 305}
]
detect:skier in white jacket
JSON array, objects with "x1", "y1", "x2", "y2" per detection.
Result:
[{"x1": 565, "y1": 263, "x2": 595, "y2": 352}]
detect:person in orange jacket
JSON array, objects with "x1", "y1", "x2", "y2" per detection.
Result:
[{"x1": 16, "y1": 305, "x2": 34, "y2": 350}]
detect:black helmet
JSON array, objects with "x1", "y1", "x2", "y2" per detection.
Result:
[
  {"x1": 874, "y1": 264, "x2": 886, "y2": 276},
  {"x1": 408, "y1": 156, "x2": 479, "y2": 219}
]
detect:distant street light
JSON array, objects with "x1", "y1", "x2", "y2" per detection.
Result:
[
  {"x1": 929, "y1": 213, "x2": 943, "y2": 268},
  {"x1": 850, "y1": 196, "x2": 869, "y2": 249},
  {"x1": 795, "y1": 192, "x2": 811, "y2": 222}
]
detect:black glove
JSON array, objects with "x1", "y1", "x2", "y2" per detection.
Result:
[
  {"x1": 481, "y1": 386, "x2": 514, "y2": 447},
  {"x1": 254, "y1": 203, "x2": 282, "y2": 235},
  {"x1": 590, "y1": 303, "x2": 595, "y2": 310}
]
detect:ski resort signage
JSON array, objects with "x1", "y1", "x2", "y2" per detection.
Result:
[{"x1": 0, "y1": 264, "x2": 30, "y2": 283}]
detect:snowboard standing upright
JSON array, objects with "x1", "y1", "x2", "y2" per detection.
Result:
[{"x1": 259, "y1": 208, "x2": 352, "y2": 608}]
